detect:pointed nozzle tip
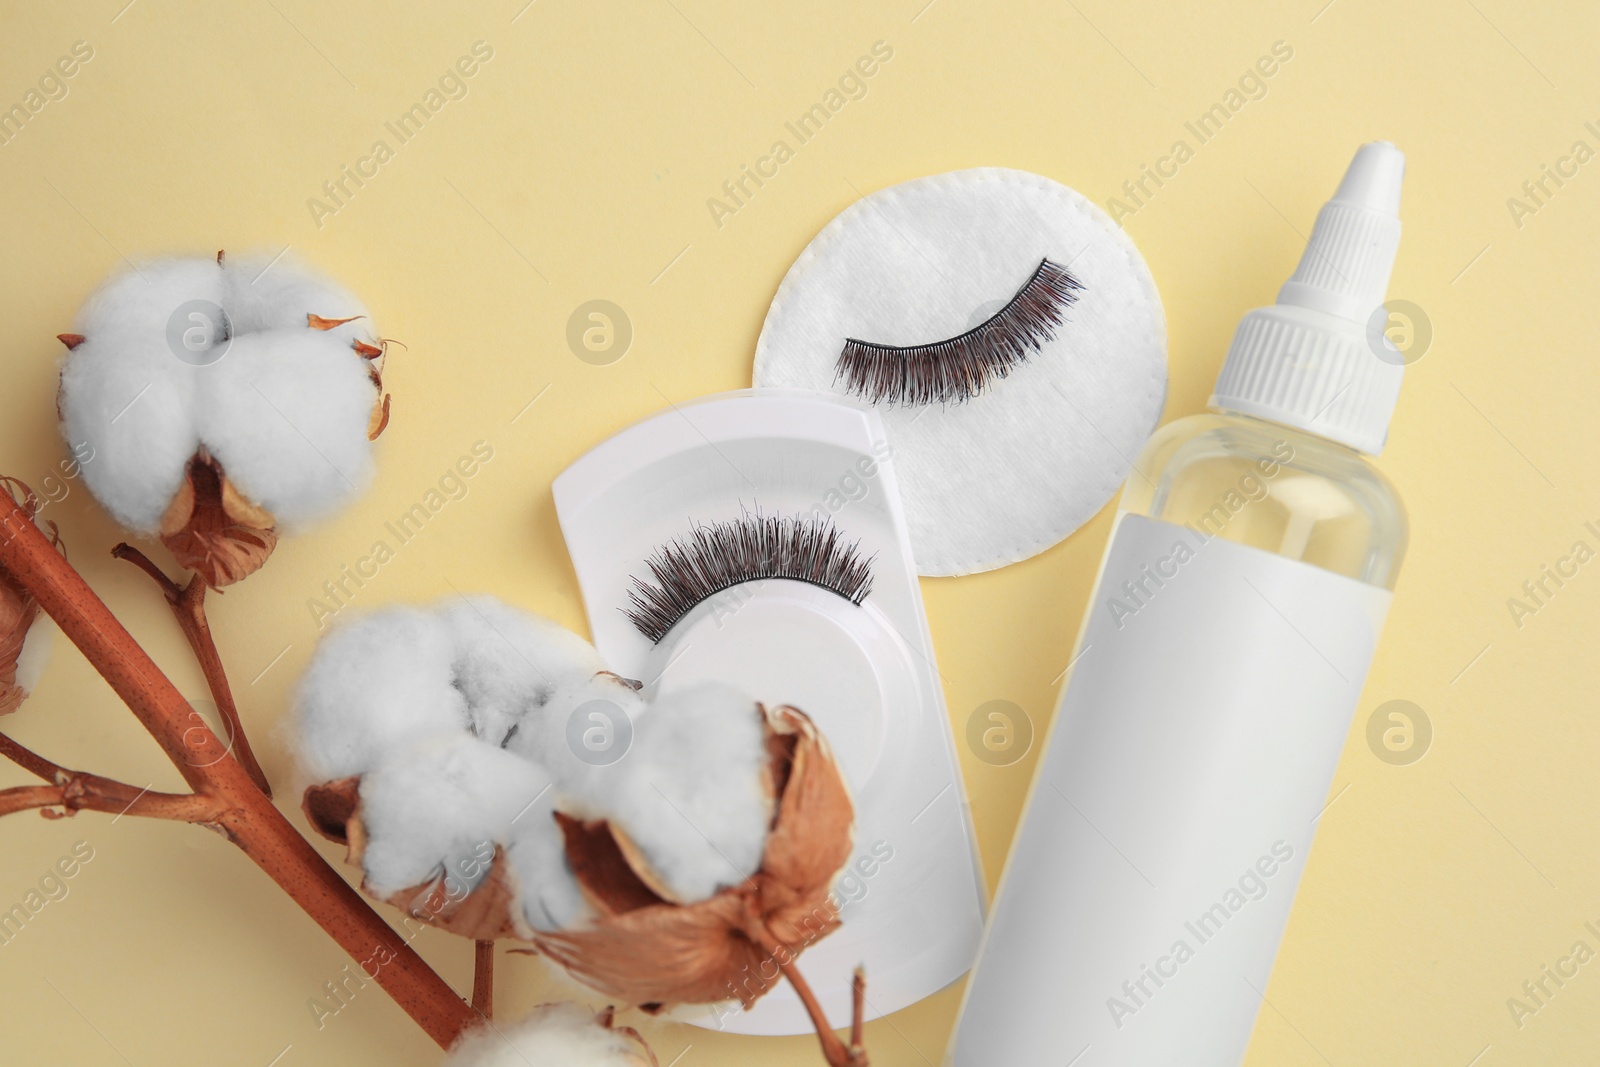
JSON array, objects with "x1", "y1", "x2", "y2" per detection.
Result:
[{"x1": 1332, "y1": 140, "x2": 1405, "y2": 216}]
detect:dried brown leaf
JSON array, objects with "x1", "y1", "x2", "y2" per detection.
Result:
[
  {"x1": 379, "y1": 852, "x2": 522, "y2": 942},
  {"x1": 159, "y1": 451, "x2": 277, "y2": 588},
  {"x1": 367, "y1": 394, "x2": 391, "y2": 441},
  {"x1": 220, "y1": 475, "x2": 274, "y2": 529},
  {"x1": 302, "y1": 776, "x2": 361, "y2": 844},
  {"x1": 307, "y1": 314, "x2": 364, "y2": 331},
  {"x1": 0, "y1": 596, "x2": 40, "y2": 716},
  {"x1": 753, "y1": 707, "x2": 854, "y2": 933},
  {"x1": 556, "y1": 812, "x2": 666, "y2": 915},
  {"x1": 538, "y1": 885, "x2": 774, "y2": 1008}
]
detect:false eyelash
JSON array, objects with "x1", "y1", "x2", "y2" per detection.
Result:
[
  {"x1": 624, "y1": 510, "x2": 875, "y2": 644},
  {"x1": 834, "y1": 257, "x2": 1084, "y2": 406}
]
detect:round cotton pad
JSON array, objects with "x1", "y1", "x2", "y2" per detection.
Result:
[{"x1": 753, "y1": 168, "x2": 1167, "y2": 576}]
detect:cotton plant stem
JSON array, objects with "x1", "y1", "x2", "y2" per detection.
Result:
[
  {"x1": 850, "y1": 966, "x2": 865, "y2": 1054},
  {"x1": 210, "y1": 798, "x2": 480, "y2": 1044},
  {"x1": 0, "y1": 778, "x2": 218, "y2": 821},
  {"x1": 0, "y1": 730, "x2": 62, "y2": 782},
  {"x1": 746, "y1": 920, "x2": 869, "y2": 1067},
  {"x1": 0, "y1": 493, "x2": 478, "y2": 1048},
  {"x1": 171, "y1": 573, "x2": 272, "y2": 797},
  {"x1": 0, "y1": 729, "x2": 218, "y2": 821},
  {"x1": 110, "y1": 543, "x2": 272, "y2": 797},
  {"x1": 473, "y1": 939, "x2": 495, "y2": 1019}
]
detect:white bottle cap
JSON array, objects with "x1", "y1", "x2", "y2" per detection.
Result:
[{"x1": 1210, "y1": 142, "x2": 1405, "y2": 453}]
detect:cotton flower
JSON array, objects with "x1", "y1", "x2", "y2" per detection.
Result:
[
  {"x1": 573, "y1": 684, "x2": 773, "y2": 904},
  {"x1": 294, "y1": 591, "x2": 857, "y2": 1036},
  {"x1": 56, "y1": 251, "x2": 389, "y2": 586},
  {"x1": 293, "y1": 595, "x2": 857, "y2": 1026},
  {"x1": 444, "y1": 1002, "x2": 655, "y2": 1067},
  {"x1": 0, "y1": 479, "x2": 61, "y2": 715},
  {"x1": 294, "y1": 596, "x2": 643, "y2": 937},
  {"x1": 538, "y1": 702, "x2": 854, "y2": 1012}
]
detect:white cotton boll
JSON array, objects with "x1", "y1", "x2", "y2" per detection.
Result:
[
  {"x1": 504, "y1": 671, "x2": 645, "y2": 810},
  {"x1": 438, "y1": 595, "x2": 609, "y2": 749},
  {"x1": 58, "y1": 260, "x2": 217, "y2": 531},
  {"x1": 292, "y1": 607, "x2": 468, "y2": 782},
  {"x1": 58, "y1": 252, "x2": 381, "y2": 536},
  {"x1": 220, "y1": 252, "x2": 368, "y2": 341},
  {"x1": 358, "y1": 734, "x2": 550, "y2": 896},
  {"x1": 13, "y1": 616, "x2": 53, "y2": 697},
  {"x1": 597, "y1": 682, "x2": 772, "y2": 903},
  {"x1": 445, "y1": 1003, "x2": 650, "y2": 1067},
  {"x1": 198, "y1": 330, "x2": 376, "y2": 530},
  {"x1": 503, "y1": 789, "x2": 591, "y2": 932},
  {"x1": 292, "y1": 599, "x2": 653, "y2": 939}
]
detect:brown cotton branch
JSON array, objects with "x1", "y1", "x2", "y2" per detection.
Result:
[
  {"x1": 0, "y1": 732, "x2": 219, "y2": 822},
  {"x1": 111, "y1": 543, "x2": 272, "y2": 797},
  {"x1": 746, "y1": 919, "x2": 869, "y2": 1067},
  {"x1": 108, "y1": 542, "x2": 181, "y2": 598},
  {"x1": 0, "y1": 730, "x2": 62, "y2": 783},
  {"x1": 0, "y1": 779, "x2": 220, "y2": 822},
  {"x1": 0, "y1": 491, "x2": 478, "y2": 1048},
  {"x1": 473, "y1": 939, "x2": 495, "y2": 1020},
  {"x1": 851, "y1": 966, "x2": 866, "y2": 1054}
]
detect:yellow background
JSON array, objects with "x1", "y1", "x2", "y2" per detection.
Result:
[{"x1": 1, "y1": 0, "x2": 1596, "y2": 1063}]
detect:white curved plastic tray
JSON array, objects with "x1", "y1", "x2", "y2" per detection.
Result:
[{"x1": 553, "y1": 389, "x2": 986, "y2": 1036}]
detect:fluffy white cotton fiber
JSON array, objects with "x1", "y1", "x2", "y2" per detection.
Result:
[
  {"x1": 58, "y1": 260, "x2": 205, "y2": 532},
  {"x1": 357, "y1": 734, "x2": 555, "y2": 897},
  {"x1": 292, "y1": 597, "x2": 775, "y2": 936},
  {"x1": 13, "y1": 617, "x2": 54, "y2": 702},
  {"x1": 292, "y1": 605, "x2": 468, "y2": 783},
  {"x1": 597, "y1": 682, "x2": 772, "y2": 902},
  {"x1": 294, "y1": 598, "x2": 602, "y2": 928},
  {"x1": 506, "y1": 669, "x2": 644, "y2": 808},
  {"x1": 445, "y1": 1003, "x2": 650, "y2": 1066},
  {"x1": 197, "y1": 330, "x2": 376, "y2": 530},
  {"x1": 438, "y1": 595, "x2": 610, "y2": 749},
  {"x1": 292, "y1": 597, "x2": 626, "y2": 786},
  {"x1": 505, "y1": 791, "x2": 592, "y2": 931},
  {"x1": 220, "y1": 250, "x2": 366, "y2": 340},
  {"x1": 57, "y1": 253, "x2": 380, "y2": 533}
]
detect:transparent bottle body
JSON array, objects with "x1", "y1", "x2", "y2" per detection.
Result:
[{"x1": 1116, "y1": 410, "x2": 1408, "y2": 590}]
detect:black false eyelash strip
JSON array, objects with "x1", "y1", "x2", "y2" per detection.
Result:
[
  {"x1": 834, "y1": 257, "x2": 1084, "y2": 406},
  {"x1": 624, "y1": 511, "x2": 875, "y2": 644}
]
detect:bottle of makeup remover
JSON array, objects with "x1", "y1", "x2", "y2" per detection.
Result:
[{"x1": 949, "y1": 142, "x2": 1409, "y2": 1066}]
